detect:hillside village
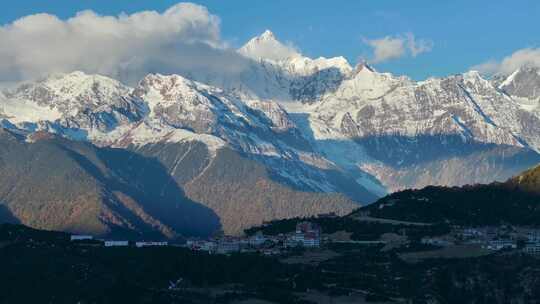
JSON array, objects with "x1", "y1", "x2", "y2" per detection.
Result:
[
  {"x1": 186, "y1": 221, "x2": 322, "y2": 255},
  {"x1": 421, "y1": 225, "x2": 540, "y2": 255},
  {"x1": 68, "y1": 217, "x2": 540, "y2": 259},
  {"x1": 3, "y1": 211, "x2": 540, "y2": 303},
  {"x1": 69, "y1": 221, "x2": 323, "y2": 256}
]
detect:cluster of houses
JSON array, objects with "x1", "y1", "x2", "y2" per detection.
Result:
[
  {"x1": 421, "y1": 226, "x2": 540, "y2": 255},
  {"x1": 70, "y1": 221, "x2": 323, "y2": 256},
  {"x1": 68, "y1": 222, "x2": 540, "y2": 259},
  {"x1": 523, "y1": 230, "x2": 540, "y2": 255},
  {"x1": 187, "y1": 221, "x2": 322, "y2": 255},
  {"x1": 288, "y1": 221, "x2": 322, "y2": 247}
]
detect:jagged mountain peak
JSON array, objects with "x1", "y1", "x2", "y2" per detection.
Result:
[
  {"x1": 136, "y1": 73, "x2": 205, "y2": 97},
  {"x1": 239, "y1": 30, "x2": 353, "y2": 78},
  {"x1": 353, "y1": 61, "x2": 375, "y2": 74},
  {"x1": 259, "y1": 29, "x2": 277, "y2": 41},
  {"x1": 239, "y1": 29, "x2": 300, "y2": 62},
  {"x1": 0, "y1": 71, "x2": 142, "y2": 130},
  {"x1": 322, "y1": 61, "x2": 411, "y2": 104},
  {"x1": 36, "y1": 70, "x2": 128, "y2": 95},
  {"x1": 140, "y1": 72, "x2": 196, "y2": 84},
  {"x1": 133, "y1": 73, "x2": 234, "y2": 134},
  {"x1": 134, "y1": 73, "x2": 234, "y2": 111},
  {"x1": 462, "y1": 70, "x2": 484, "y2": 80},
  {"x1": 460, "y1": 70, "x2": 497, "y2": 92},
  {"x1": 0, "y1": 71, "x2": 145, "y2": 140},
  {"x1": 496, "y1": 65, "x2": 540, "y2": 103},
  {"x1": 4, "y1": 71, "x2": 132, "y2": 110},
  {"x1": 243, "y1": 29, "x2": 282, "y2": 47},
  {"x1": 349, "y1": 62, "x2": 411, "y2": 84}
]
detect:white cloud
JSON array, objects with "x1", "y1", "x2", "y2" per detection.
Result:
[
  {"x1": 364, "y1": 32, "x2": 433, "y2": 63},
  {"x1": 364, "y1": 36, "x2": 405, "y2": 64},
  {"x1": 0, "y1": 3, "x2": 252, "y2": 84},
  {"x1": 472, "y1": 48, "x2": 540, "y2": 75},
  {"x1": 405, "y1": 33, "x2": 433, "y2": 57}
]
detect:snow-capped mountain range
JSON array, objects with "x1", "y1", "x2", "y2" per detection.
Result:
[{"x1": 1, "y1": 30, "x2": 540, "y2": 236}]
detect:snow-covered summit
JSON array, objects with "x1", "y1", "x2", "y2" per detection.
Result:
[
  {"x1": 0, "y1": 72, "x2": 145, "y2": 137},
  {"x1": 133, "y1": 73, "x2": 255, "y2": 134},
  {"x1": 239, "y1": 30, "x2": 352, "y2": 78},
  {"x1": 3, "y1": 71, "x2": 136, "y2": 117},
  {"x1": 239, "y1": 30, "x2": 300, "y2": 62}
]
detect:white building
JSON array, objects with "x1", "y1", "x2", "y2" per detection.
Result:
[
  {"x1": 135, "y1": 241, "x2": 168, "y2": 248},
  {"x1": 302, "y1": 234, "x2": 320, "y2": 247},
  {"x1": 291, "y1": 232, "x2": 305, "y2": 243},
  {"x1": 485, "y1": 239, "x2": 516, "y2": 251},
  {"x1": 105, "y1": 241, "x2": 129, "y2": 247},
  {"x1": 70, "y1": 235, "x2": 93, "y2": 241},
  {"x1": 217, "y1": 239, "x2": 240, "y2": 254},
  {"x1": 200, "y1": 241, "x2": 217, "y2": 252},
  {"x1": 527, "y1": 231, "x2": 540, "y2": 242},
  {"x1": 461, "y1": 228, "x2": 483, "y2": 238},
  {"x1": 524, "y1": 242, "x2": 540, "y2": 255},
  {"x1": 421, "y1": 237, "x2": 453, "y2": 247},
  {"x1": 187, "y1": 239, "x2": 216, "y2": 253},
  {"x1": 249, "y1": 232, "x2": 267, "y2": 247},
  {"x1": 288, "y1": 222, "x2": 321, "y2": 247}
]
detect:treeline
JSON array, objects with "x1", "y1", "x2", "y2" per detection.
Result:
[{"x1": 360, "y1": 184, "x2": 540, "y2": 226}]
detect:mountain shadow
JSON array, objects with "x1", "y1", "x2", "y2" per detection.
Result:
[
  {"x1": 352, "y1": 134, "x2": 540, "y2": 191},
  {"x1": 289, "y1": 66, "x2": 346, "y2": 102},
  {"x1": 59, "y1": 142, "x2": 222, "y2": 238},
  {"x1": 0, "y1": 129, "x2": 221, "y2": 239},
  {"x1": 130, "y1": 143, "x2": 360, "y2": 235},
  {"x1": 0, "y1": 205, "x2": 20, "y2": 224},
  {"x1": 354, "y1": 134, "x2": 540, "y2": 168}
]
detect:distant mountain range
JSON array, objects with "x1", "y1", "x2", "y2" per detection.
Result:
[{"x1": 0, "y1": 30, "x2": 539, "y2": 238}]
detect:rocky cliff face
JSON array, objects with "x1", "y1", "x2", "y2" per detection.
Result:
[{"x1": 496, "y1": 66, "x2": 540, "y2": 101}]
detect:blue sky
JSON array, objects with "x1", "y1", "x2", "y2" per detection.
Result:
[{"x1": 1, "y1": 0, "x2": 539, "y2": 80}]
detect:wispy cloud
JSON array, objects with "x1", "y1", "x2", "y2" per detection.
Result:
[
  {"x1": 363, "y1": 33, "x2": 433, "y2": 63},
  {"x1": 472, "y1": 48, "x2": 540, "y2": 75}
]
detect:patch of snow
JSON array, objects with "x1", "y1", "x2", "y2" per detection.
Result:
[
  {"x1": 116, "y1": 121, "x2": 226, "y2": 154},
  {"x1": 499, "y1": 68, "x2": 521, "y2": 89},
  {"x1": 0, "y1": 97, "x2": 62, "y2": 123}
]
